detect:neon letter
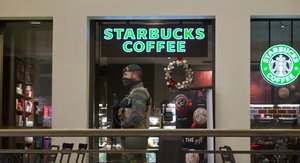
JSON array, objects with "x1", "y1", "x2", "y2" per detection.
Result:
[
  {"x1": 114, "y1": 28, "x2": 125, "y2": 40},
  {"x1": 195, "y1": 28, "x2": 205, "y2": 40},
  {"x1": 177, "y1": 41, "x2": 186, "y2": 52},
  {"x1": 167, "y1": 41, "x2": 175, "y2": 52},
  {"x1": 123, "y1": 28, "x2": 136, "y2": 40},
  {"x1": 137, "y1": 28, "x2": 147, "y2": 39},
  {"x1": 123, "y1": 41, "x2": 133, "y2": 53},
  {"x1": 161, "y1": 28, "x2": 172, "y2": 40},
  {"x1": 133, "y1": 41, "x2": 145, "y2": 53},
  {"x1": 173, "y1": 28, "x2": 183, "y2": 40},
  {"x1": 156, "y1": 41, "x2": 165, "y2": 52},
  {"x1": 184, "y1": 28, "x2": 194, "y2": 40},
  {"x1": 104, "y1": 28, "x2": 113, "y2": 40},
  {"x1": 146, "y1": 41, "x2": 155, "y2": 52},
  {"x1": 149, "y1": 28, "x2": 159, "y2": 39}
]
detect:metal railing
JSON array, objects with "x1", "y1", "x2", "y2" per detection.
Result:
[
  {"x1": 0, "y1": 129, "x2": 300, "y2": 162},
  {"x1": 1, "y1": 128, "x2": 300, "y2": 137}
]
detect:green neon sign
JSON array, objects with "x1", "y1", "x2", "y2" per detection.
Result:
[
  {"x1": 260, "y1": 44, "x2": 300, "y2": 86},
  {"x1": 103, "y1": 27, "x2": 205, "y2": 53}
]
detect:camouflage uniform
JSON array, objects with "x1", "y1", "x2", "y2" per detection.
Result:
[
  {"x1": 119, "y1": 82, "x2": 150, "y2": 128},
  {"x1": 118, "y1": 64, "x2": 151, "y2": 163},
  {"x1": 119, "y1": 82, "x2": 150, "y2": 163}
]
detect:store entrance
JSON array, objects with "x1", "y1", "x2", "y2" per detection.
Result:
[
  {"x1": 90, "y1": 19, "x2": 215, "y2": 163},
  {"x1": 0, "y1": 20, "x2": 53, "y2": 150}
]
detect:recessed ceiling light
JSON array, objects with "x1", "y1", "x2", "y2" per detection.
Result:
[
  {"x1": 279, "y1": 21, "x2": 286, "y2": 28},
  {"x1": 30, "y1": 21, "x2": 41, "y2": 25}
]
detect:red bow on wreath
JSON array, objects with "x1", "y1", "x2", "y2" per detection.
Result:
[{"x1": 164, "y1": 57, "x2": 194, "y2": 90}]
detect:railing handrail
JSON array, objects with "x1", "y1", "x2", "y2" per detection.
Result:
[
  {"x1": 1, "y1": 149, "x2": 300, "y2": 155},
  {"x1": 0, "y1": 129, "x2": 300, "y2": 137},
  {"x1": 0, "y1": 149, "x2": 158, "y2": 154}
]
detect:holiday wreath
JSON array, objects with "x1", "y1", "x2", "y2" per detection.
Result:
[{"x1": 164, "y1": 57, "x2": 194, "y2": 89}]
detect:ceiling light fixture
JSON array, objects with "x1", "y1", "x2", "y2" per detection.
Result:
[{"x1": 279, "y1": 21, "x2": 286, "y2": 28}]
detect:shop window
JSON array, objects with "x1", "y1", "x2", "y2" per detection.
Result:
[
  {"x1": 90, "y1": 19, "x2": 215, "y2": 163},
  {"x1": 250, "y1": 19, "x2": 300, "y2": 162},
  {"x1": 271, "y1": 21, "x2": 292, "y2": 45},
  {"x1": 0, "y1": 20, "x2": 53, "y2": 148},
  {"x1": 251, "y1": 20, "x2": 300, "y2": 105}
]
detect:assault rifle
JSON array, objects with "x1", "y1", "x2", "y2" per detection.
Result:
[{"x1": 110, "y1": 93, "x2": 122, "y2": 128}]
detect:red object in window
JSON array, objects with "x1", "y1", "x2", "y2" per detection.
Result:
[
  {"x1": 190, "y1": 71, "x2": 212, "y2": 88},
  {"x1": 187, "y1": 99, "x2": 193, "y2": 107},
  {"x1": 197, "y1": 90, "x2": 204, "y2": 97},
  {"x1": 168, "y1": 79, "x2": 176, "y2": 89},
  {"x1": 250, "y1": 71, "x2": 272, "y2": 103},
  {"x1": 251, "y1": 143, "x2": 259, "y2": 150},
  {"x1": 44, "y1": 106, "x2": 49, "y2": 117}
]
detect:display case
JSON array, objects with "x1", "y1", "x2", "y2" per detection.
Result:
[
  {"x1": 15, "y1": 58, "x2": 34, "y2": 128},
  {"x1": 99, "y1": 104, "x2": 109, "y2": 146},
  {"x1": 148, "y1": 110, "x2": 161, "y2": 163},
  {"x1": 147, "y1": 134, "x2": 159, "y2": 162},
  {"x1": 98, "y1": 104, "x2": 109, "y2": 163},
  {"x1": 162, "y1": 103, "x2": 176, "y2": 129},
  {"x1": 99, "y1": 105, "x2": 109, "y2": 129}
]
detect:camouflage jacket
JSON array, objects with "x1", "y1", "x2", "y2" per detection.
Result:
[{"x1": 119, "y1": 82, "x2": 150, "y2": 129}]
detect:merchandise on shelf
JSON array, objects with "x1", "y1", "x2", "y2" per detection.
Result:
[
  {"x1": 25, "y1": 100, "x2": 33, "y2": 112},
  {"x1": 16, "y1": 83, "x2": 23, "y2": 95},
  {"x1": 17, "y1": 115, "x2": 23, "y2": 127},
  {"x1": 25, "y1": 85, "x2": 32, "y2": 97},
  {"x1": 14, "y1": 59, "x2": 35, "y2": 129}
]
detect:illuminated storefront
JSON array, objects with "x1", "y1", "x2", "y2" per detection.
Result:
[
  {"x1": 1, "y1": 0, "x2": 300, "y2": 162},
  {"x1": 90, "y1": 19, "x2": 215, "y2": 163}
]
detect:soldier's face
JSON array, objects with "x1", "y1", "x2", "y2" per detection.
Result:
[{"x1": 123, "y1": 71, "x2": 134, "y2": 80}]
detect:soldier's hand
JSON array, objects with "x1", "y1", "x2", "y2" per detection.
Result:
[{"x1": 118, "y1": 108, "x2": 125, "y2": 120}]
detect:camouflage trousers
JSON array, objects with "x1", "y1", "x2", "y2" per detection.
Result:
[{"x1": 122, "y1": 137, "x2": 148, "y2": 163}]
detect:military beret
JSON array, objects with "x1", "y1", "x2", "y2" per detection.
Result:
[{"x1": 123, "y1": 64, "x2": 142, "y2": 72}]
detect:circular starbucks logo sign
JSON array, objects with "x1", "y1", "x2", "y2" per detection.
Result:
[{"x1": 260, "y1": 44, "x2": 300, "y2": 86}]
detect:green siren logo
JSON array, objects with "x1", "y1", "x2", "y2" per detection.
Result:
[{"x1": 260, "y1": 44, "x2": 300, "y2": 86}]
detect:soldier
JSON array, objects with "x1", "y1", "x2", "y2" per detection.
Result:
[{"x1": 119, "y1": 64, "x2": 151, "y2": 163}]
